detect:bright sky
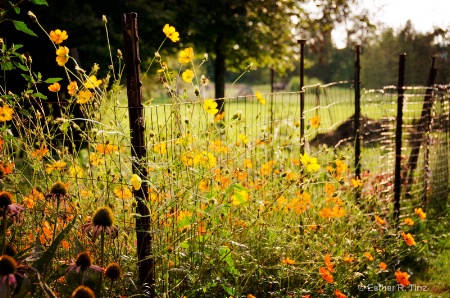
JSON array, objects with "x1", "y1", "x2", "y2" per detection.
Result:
[{"x1": 333, "y1": 0, "x2": 449, "y2": 47}]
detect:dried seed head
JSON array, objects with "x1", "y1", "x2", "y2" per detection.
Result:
[
  {"x1": 71, "y1": 285, "x2": 95, "y2": 298},
  {"x1": 4, "y1": 243, "x2": 17, "y2": 257},
  {"x1": 92, "y1": 206, "x2": 114, "y2": 227},
  {"x1": 105, "y1": 262, "x2": 121, "y2": 280},
  {"x1": 50, "y1": 181, "x2": 68, "y2": 196},
  {"x1": 0, "y1": 191, "x2": 14, "y2": 208},
  {"x1": 0, "y1": 255, "x2": 17, "y2": 276},
  {"x1": 75, "y1": 252, "x2": 92, "y2": 270}
]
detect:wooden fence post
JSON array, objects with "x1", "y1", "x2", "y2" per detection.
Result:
[
  {"x1": 354, "y1": 45, "x2": 362, "y2": 202},
  {"x1": 122, "y1": 12, "x2": 155, "y2": 296},
  {"x1": 298, "y1": 39, "x2": 306, "y2": 154}
]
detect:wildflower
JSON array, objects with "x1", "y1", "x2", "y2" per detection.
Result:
[
  {"x1": 56, "y1": 46, "x2": 70, "y2": 66},
  {"x1": 351, "y1": 176, "x2": 363, "y2": 188},
  {"x1": 255, "y1": 91, "x2": 266, "y2": 104},
  {"x1": 45, "y1": 160, "x2": 67, "y2": 173},
  {"x1": 201, "y1": 74, "x2": 210, "y2": 86},
  {"x1": 69, "y1": 165, "x2": 83, "y2": 179},
  {"x1": 395, "y1": 269, "x2": 410, "y2": 286},
  {"x1": 48, "y1": 181, "x2": 68, "y2": 198},
  {"x1": 199, "y1": 180, "x2": 210, "y2": 192},
  {"x1": 182, "y1": 69, "x2": 194, "y2": 83},
  {"x1": 374, "y1": 215, "x2": 385, "y2": 225},
  {"x1": 89, "y1": 153, "x2": 104, "y2": 166},
  {"x1": 0, "y1": 191, "x2": 25, "y2": 222},
  {"x1": 343, "y1": 254, "x2": 354, "y2": 263},
  {"x1": 414, "y1": 208, "x2": 426, "y2": 220},
  {"x1": 238, "y1": 134, "x2": 249, "y2": 144},
  {"x1": 66, "y1": 252, "x2": 102, "y2": 274},
  {"x1": 324, "y1": 254, "x2": 334, "y2": 272},
  {"x1": 379, "y1": 262, "x2": 387, "y2": 270},
  {"x1": 231, "y1": 187, "x2": 249, "y2": 205},
  {"x1": 130, "y1": 174, "x2": 142, "y2": 191},
  {"x1": 401, "y1": 232, "x2": 415, "y2": 246},
  {"x1": 281, "y1": 257, "x2": 295, "y2": 265},
  {"x1": 319, "y1": 267, "x2": 333, "y2": 283},
  {"x1": 163, "y1": 24, "x2": 180, "y2": 42},
  {"x1": 364, "y1": 252, "x2": 374, "y2": 261},
  {"x1": 335, "y1": 160, "x2": 348, "y2": 176},
  {"x1": 214, "y1": 111, "x2": 225, "y2": 122},
  {"x1": 113, "y1": 186, "x2": 133, "y2": 200},
  {"x1": 80, "y1": 206, "x2": 118, "y2": 241},
  {"x1": 84, "y1": 75, "x2": 102, "y2": 89},
  {"x1": 179, "y1": 47, "x2": 194, "y2": 64},
  {"x1": 203, "y1": 99, "x2": 218, "y2": 115},
  {"x1": 77, "y1": 90, "x2": 93, "y2": 104},
  {"x1": 310, "y1": 114, "x2": 320, "y2": 128},
  {"x1": 243, "y1": 159, "x2": 253, "y2": 169},
  {"x1": 334, "y1": 289, "x2": 346, "y2": 298},
  {"x1": 67, "y1": 81, "x2": 78, "y2": 96},
  {"x1": 300, "y1": 153, "x2": 320, "y2": 172},
  {"x1": 31, "y1": 146, "x2": 49, "y2": 160},
  {"x1": 48, "y1": 82, "x2": 61, "y2": 92},
  {"x1": 404, "y1": 217, "x2": 414, "y2": 226},
  {"x1": 153, "y1": 142, "x2": 167, "y2": 154},
  {"x1": 0, "y1": 105, "x2": 14, "y2": 122},
  {"x1": 49, "y1": 29, "x2": 68, "y2": 44},
  {"x1": 324, "y1": 183, "x2": 335, "y2": 196},
  {"x1": 234, "y1": 168, "x2": 247, "y2": 181},
  {"x1": 209, "y1": 140, "x2": 229, "y2": 153},
  {"x1": 105, "y1": 262, "x2": 121, "y2": 280},
  {"x1": 247, "y1": 295, "x2": 256, "y2": 298},
  {"x1": 0, "y1": 255, "x2": 21, "y2": 289},
  {"x1": 96, "y1": 143, "x2": 120, "y2": 154},
  {"x1": 71, "y1": 285, "x2": 96, "y2": 298},
  {"x1": 194, "y1": 151, "x2": 217, "y2": 168}
]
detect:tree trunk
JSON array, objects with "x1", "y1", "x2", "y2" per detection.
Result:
[{"x1": 214, "y1": 34, "x2": 226, "y2": 114}]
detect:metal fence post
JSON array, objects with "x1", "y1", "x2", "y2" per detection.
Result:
[
  {"x1": 354, "y1": 45, "x2": 362, "y2": 202},
  {"x1": 122, "y1": 12, "x2": 155, "y2": 295},
  {"x1": 298, "y1": 39, "x2": 306, "y2": 154},
  {"x1": 394, "y1": 53, "x2": 406, "y2": 226}
]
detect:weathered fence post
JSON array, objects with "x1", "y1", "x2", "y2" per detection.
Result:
[
  {"x1": 298, "y1": 39, "x2": 306, "y2": 154},
  {"x1": 122, "y1": 12, "x2": 155, "y2": 295},
  {"x1": 354, "y1": 45, "x2": 362, "y2": 202},
  {"x1": 394, "y1": 53, "x2": 406, "y2": 225}
]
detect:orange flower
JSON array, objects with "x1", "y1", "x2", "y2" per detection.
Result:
[
  {"x1": 401, "y1": 232, "x2": 415, "y2": 246},
  {"x1": 395, "y1": 269, "x2": 410, "y2": 286},
  {"x1": 49, "y1": 29, "x2": 68, "y2": 44},
  {"x1": 404, "y1": 217, "x2": 414, "y2": 226},
  {"x1": 324, "y1": 254, "x2": 334, "y2": 272},
  {"x1": 319, "y1": 267, "x2": 333, "y2": 283},
  {"x1": 247, "y1": 295, "x2": 256, "y2": 298},
  {"x1": 281, "y1": 257, "x2": 295, "y2": 265},
  {"x1": 310, "y1": 114, "x2": 320, "y2": 128},
  {"x1": 324, "y1": 183, "x2": 335, "y2": 196},
  {"x1": 48, "y1": 82, "x2": 61, "y2": 92},
  {"x1": 334, "y1": 289, "x2": 346, "y2": 298},
  {"x1": 364, "y1": 252, "x2": 374, "y2": 261},
  {"x1": 113, "y1": 185, "x2": 133, "y2": 200},
  {"x1": 379, "y1": 262, "x2": 387, "y2": 270},
  {"x1": 414, "y1": 208, "x2": 426, "y2": 220},
  {"x1": 56, "y1": 46, "x2": 69, "y2": 66},
  {"x1": 374, "y1": 215, "x2": 385, "y2": 225},
  {"x1": 96, "y1": 143, "x2": 120, "y2": 154},
  {"x1": 31, "y1": 146, "x2": 49, "y2": 160},
  {"x1": 67, "y1": 81, "x2": 78, "y2": 96},
  {"x1": 343, "y1": 254, "x2": 354, "y2": 263}
]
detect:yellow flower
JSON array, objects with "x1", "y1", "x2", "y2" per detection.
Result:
[
  {"x1": 310, "y1": 114, "x2": 320, "y2": 128},
  {"x1": 69, "y1": 165, "x2": 83, "y2": 178},
  {"x1": 0, "y1": 105, "x2": 14, "y2": 122},
  {"x1": 45, "y1": 160, "x2": 67, "y2": 173},
  {"x1": 203, "y1": 99, "x2": 218, "y2": 115},
  {"x1": 255, "y1": 91, "x2": 266, "y2": 104},
  {"x1": 67, "y1": 81, "x2": 78, "y2": 96},
  {"x1": 89, "y1": 153, "x2": 104, "y2": 166},
  {"x1": 84, "y1": 75, "x2": 102, "y2": 89},
  {"x1": 299, "y1": 153, "x2": 320, "y2": 172},
  {"x1": 181, "y1": 69, "x2": 194, "y2": 83},
  {"x1": 351, "y1": 177, "x2": 363, "y2": 188},
  {"x1": 179, "y1": 47, "x2": 194, "y2": 64},
  {"x1": 96, "y1": 143, "x2": 120, "y2": 154},
  {"x1": 401, "y1": 232, "x2": 415, "y2": 246},
  {"x1": 162, "y1": 24, "x2": 180, "y2": 42},
  {"x1": 364, "y1": 251, "x2": 374, "y2": 261},
  {"x1": 231, "y1": 187, "x2": 249, "y2": 205},
  {"x1": 113, "y1": 185, "x2": 133, "y2": 199},
  {"x1": 238, "y1": 134, "x2": 249, "y2": 144},
  {"x1": 56, "y1": 46, "x2": 69, "y2": 66},
  {"x1": 48, "y1": 82, "x2": 61, "y2": 92},
  {"x1": 404, "y1": 217, "x2": 414, "y2": 226},
  {"x1": 77, "y1": 90, "x2": 93, "y2": 104},
  {"x1": 153, "y1": 142, "x2": 167, "y2": 154},
  {"x1": 49, "y1": 29, "x2": 68, "y2": 44},
  {"x1": 130, "y1": 174, "x2": 142, "y2": 191},
  {"x1": 281, "y1": 257, "x2": 295, "y2": 265},
  {"x1": 243, "y1": 159, "x2": 253, "y2": 169},
  {"x1": 194, "y1": 151, "x2": 217, "y2": 168},
  {"x1": 414, "y1": 208, "x2": 426, "y2": 220}
]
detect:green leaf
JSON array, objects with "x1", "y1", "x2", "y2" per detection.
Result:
[
  {"x1": 13, "y1": 20, "x2": 38, "y2": 37},
  {"x1": 32, "y1": 92, "x2": 47, "y2": 100},
  {"x1": 13, "y1": 61, "x2": 28, "y2": 72},
  {"x1": 13, "y1": 44, "x2": 24, "y2": 50},
  {"x1": 44, "y1": 77, "x2": 62, "y2": 83},
  {"x1": 19, "y1": 108, "x2": 31, "y2": 117},
  {"x1": 14, "y1": 6, "x2": 20, "y2": 14},
  {"x1": 1, "y1": 61, "x2": 14, "y2": 71},
  {"x1": 30, "y1": 0, "x2": 48, "y2": 5},
  {"x1": 21, "y1": 73, "x2": 31, "y2": 82},
  {"x1": 32, "y1": 217, "x2": 76, "y2": 274}
]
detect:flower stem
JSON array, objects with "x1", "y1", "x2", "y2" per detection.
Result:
[{"x1": 1, "y1": 212, "x2": 7, "y2": 255}]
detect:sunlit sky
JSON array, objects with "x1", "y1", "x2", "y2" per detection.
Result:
[{"x1": 332, "y1": 0, "x2": 449, "y2": 47}]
